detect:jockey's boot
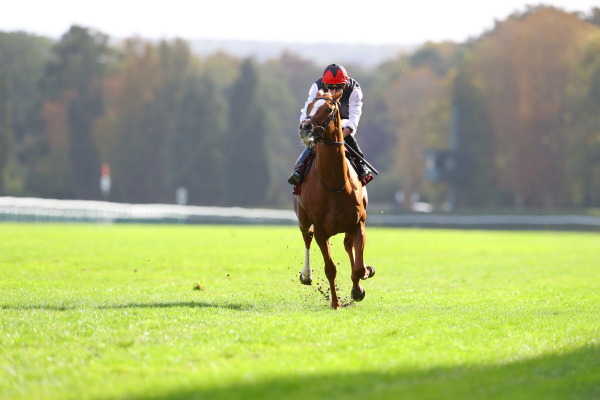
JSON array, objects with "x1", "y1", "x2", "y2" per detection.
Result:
[
  {"x1": 355, "y1": 161, "x2": 371, "y2": 181},
  {"x1": 288, "y1": 147, "x2": 314, "y2": 185},
  {"x1": 344, "y1": 135, "x2": 372, "y2": 180}
]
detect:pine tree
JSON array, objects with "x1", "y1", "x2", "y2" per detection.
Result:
[
  {"x1": 224, "y1": 59, "x2": 269, "y2": 206},
  {"x1": 0, "y1": 72, "x2": 13, "y2": 194},
  {"x1": 41, "y1": 26, "x2": 112, "y2": 199},
  {"x1": 167, "y1": 76, "x2": 227, "y2": 205}
]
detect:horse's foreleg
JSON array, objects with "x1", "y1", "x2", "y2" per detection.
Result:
[
  {"x1": 344, "y1": 232, "x2": 355, "y2": 270},
  {"x1": 350, "y1": 223, "x2": 369, "y2": 302},
  {"x1": 295, "y1": 197, "x2": 314, "y2": 285},
  {"x1": 300, "y1": 229, "x2": 314, "y2": 285},
  {"x1": 314, "y1": 231, "x2": 339, "y2": 309}
]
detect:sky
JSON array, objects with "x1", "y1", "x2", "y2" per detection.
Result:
[{"x1": 2, "y1": 0, "x2": 598, "y2": 45}]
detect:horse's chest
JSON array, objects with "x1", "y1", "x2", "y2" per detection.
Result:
[{"x1": 313, "y1": 200, "x2": 364, "y2": 233}]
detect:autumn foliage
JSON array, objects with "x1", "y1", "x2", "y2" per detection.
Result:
[{"x1": 1, "y1": 6, "x2": 599, "y2": 210}]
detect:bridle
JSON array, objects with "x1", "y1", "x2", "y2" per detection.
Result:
[
  {"x1": 300, "y1": 96, "x2": 347, "y2": 193},
  {"x1": 300, "y1": 97, "x2": 345, "y2": 147}
]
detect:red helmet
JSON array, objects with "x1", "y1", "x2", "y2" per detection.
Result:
[{"x1": 322, "y1": 64, "x2": 348, "y2": 84}]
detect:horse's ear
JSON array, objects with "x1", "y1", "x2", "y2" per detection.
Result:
[{"x1": 331, "y1": 90, "x2": 343, "y2": 102}]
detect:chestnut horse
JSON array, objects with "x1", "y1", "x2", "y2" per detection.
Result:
[{"x1": 292, "y1": 89, "x2": 375, "y2": 309}]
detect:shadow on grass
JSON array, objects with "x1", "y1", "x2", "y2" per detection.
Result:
[
  {"x1": 129, "y1": 344, "x2": 599, "y2": 400},
  {"x1": 1, "y1": 301, "x2": 249, "y2": 311},
  {"x1": 98, "y1": 301, "x2": 249, "y2": 311}
]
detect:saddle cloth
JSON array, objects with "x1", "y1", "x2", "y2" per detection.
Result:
[{"x1": 293, "y1": 152, "x2": 372, "y2": 195}]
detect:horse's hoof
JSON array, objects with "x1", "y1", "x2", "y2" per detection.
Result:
[
  {"x1": 351, "y1": 286, "x2": 366, "y2": 302},
  {"x1": 361, "y1": 266, "x2": 375, "y2": 280},
  {"x1": 299, "y1": 273, "x2": 312, "y2": 285},
  {"x1": 367, "y1": 266, "x2": 375, "y2": 278}
]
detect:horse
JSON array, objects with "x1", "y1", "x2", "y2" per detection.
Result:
[{"x1": 292, "y1": 89, "x2": 375, "y2": 309}]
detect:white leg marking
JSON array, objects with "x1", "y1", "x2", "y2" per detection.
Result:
[{"x1": 301, "y1": 248, "x2": 312, "y2": 281}]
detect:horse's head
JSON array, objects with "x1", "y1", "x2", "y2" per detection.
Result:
[{"x1": 299, "y1": 90, "x2": 340, "y2": 146}]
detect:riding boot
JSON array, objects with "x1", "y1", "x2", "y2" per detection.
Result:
[
  {"x1": 288, "y1": 147, "x2": 314, "y2": 185},
  {"x1": 344, "y1": 135, "x2": 371, "y2": 180}
]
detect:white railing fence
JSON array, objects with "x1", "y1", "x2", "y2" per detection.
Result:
[
  {"x1": 1, "y1": 197, "x2": 599, "y2": 230},
  {"x1": 0, "y1": 197, "x2": 297, "y2": 225}
]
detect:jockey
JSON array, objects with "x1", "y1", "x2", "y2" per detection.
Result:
[{"x1": 288, "y1": 63, "x2": 372, "y2": 185}]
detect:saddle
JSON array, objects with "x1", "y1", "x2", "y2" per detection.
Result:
[{"x1": 292, "y1": 151, "x2": 372, "y2": 195}]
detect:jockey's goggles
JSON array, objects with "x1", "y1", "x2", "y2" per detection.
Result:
[{"x1": 324, "y1": 83, "x2": 345, "y2": 90}]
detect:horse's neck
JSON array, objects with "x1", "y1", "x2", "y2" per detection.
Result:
[{"x1": 316, "y1": 120, "x2": 348, "y2": 189}]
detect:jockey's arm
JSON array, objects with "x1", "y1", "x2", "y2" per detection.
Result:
[
  {"x1": 344, "y1": 84, "x2": 363, "y2": 134},
  {"x1": 299, "y1": 83, "x2": 319, "y2": 123}
]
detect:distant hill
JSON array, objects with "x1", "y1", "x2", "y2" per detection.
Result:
[{"x1": 188, "y1": 39, "x2": 418, "y2": 69}]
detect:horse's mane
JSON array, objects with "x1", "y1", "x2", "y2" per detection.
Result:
[{"x1": 316, "y1": 89, "x2": 341, "y2": 102}]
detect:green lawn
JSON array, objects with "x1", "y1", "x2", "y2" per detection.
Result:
[{"x1": 0, "y1": 223, "x2": 598, "y2": 400}]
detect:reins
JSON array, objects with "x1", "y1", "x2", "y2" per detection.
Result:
[{"x1": 315, "y1": 165, "x2": 347, "y2": 193}]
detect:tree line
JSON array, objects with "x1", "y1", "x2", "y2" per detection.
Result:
[{"x1": 1, "y1": 6, "x2": 599, "y2": 211}]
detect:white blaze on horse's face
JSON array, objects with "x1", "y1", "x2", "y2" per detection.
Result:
[{"x1": 309, "y1": 98, "x2": 327, "y2": 119}]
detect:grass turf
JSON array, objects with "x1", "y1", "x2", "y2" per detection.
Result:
[{"x1": 0, "y1": 223, "x2": 598, "y2": 399}]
